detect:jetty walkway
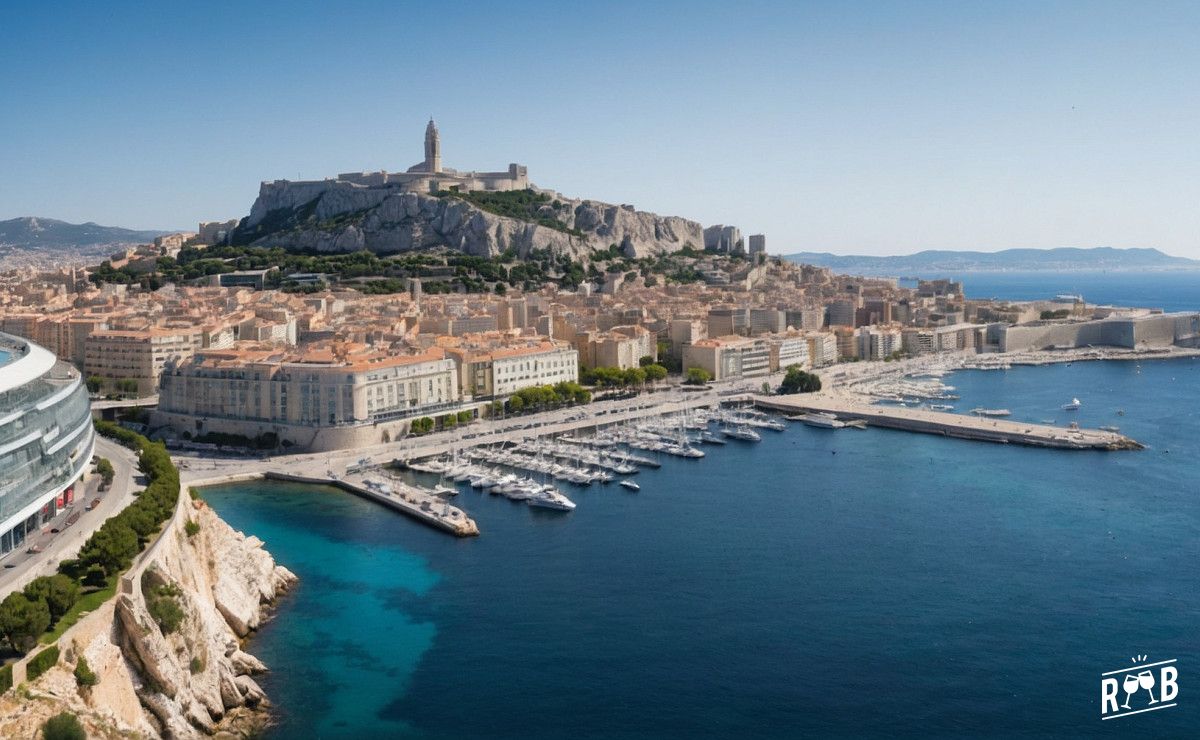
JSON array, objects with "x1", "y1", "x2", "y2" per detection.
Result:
[{"x1": 755, "y1": 395, "x2": 1142, "y2": 450}]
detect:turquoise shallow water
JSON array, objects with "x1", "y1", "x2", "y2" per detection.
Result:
[{"x1": 204, "y1": 358, "x2": 1200, "y2": 738}]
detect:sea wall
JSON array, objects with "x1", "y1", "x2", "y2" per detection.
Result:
[
  {"x1": 999, "y1": 312, "x2": 1200, "y2": 352},
  {"x1": 0, "y1": 497, "x2": 296, "y2": 739}
]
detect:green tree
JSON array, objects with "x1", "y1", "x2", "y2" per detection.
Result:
[
  {"x1": 85, "y1": 375, "x2": 104, "y2": 393},
  {"x1": 685, "y1": 367, "x2": 712, "y2": 385},
  {"x1": 43, "y1": 712, "x2": 86, "y2": 740},
  {"x1": 79, "y1": 520, "x2": 139, "y2": 576},
  {"x1": 638, "y1": 355, "x2": 654, "y2": 367},
  {"x1": 779, "y1": 365, "x2": 822, "y2": 394},
  {"x1": 0, "y1": 592, "x2": 51, "y2": 653},
  {"x1": 95, "y1": 457, "x2": 115, "y2": 486},
  {"x1": 643, "y1": 364, "x2": 667, "y2": 384},
  {"x1": 24, "y1": 574, "x2": 80, "y2": 624}
]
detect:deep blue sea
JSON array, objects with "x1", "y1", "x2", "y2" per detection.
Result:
[
  {"x1": 204, "y1": 358, "x2": 1200, "y2": 738},
  {"x1": 899, "y1": 270, "x2": 1200, "y2": 312}
]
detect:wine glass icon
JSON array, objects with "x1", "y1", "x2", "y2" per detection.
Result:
[
  {"x1": 1139, "y1": 670, "x2": 1158, "y2": 704},
  {"x1": 1121, "y1": 673, "x2": 1140, "y2": 709}
]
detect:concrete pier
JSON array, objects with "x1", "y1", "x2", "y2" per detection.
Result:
[
  {"x1": 265, "y1": 472, "x2": 479, "y2": 536},
  {"x1": 755, "y1": 395, "x2": 1142, "y2": 451}
]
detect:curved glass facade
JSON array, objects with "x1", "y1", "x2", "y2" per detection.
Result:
[{"x1": 0, "y1": 333, "x2": 95, "y2": 554}]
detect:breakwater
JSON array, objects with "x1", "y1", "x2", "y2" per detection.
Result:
[
  {"x1": 756, "y1": 395, "x2": 1142, "y2": 450},
  {"x1": 265, "y1": 472, "x2": 478, "y2": 537}
]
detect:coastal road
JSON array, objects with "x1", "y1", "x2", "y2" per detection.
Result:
[{"x1": 0, "y1": 436, "x2": 141, "y2": 596}]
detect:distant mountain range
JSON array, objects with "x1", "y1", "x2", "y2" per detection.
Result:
[
  {"x1": 784, "y1": 247, "x2": 1200, "y2": 275},
  {"x1": 0, "y1": 217, "x2": 171, "y2": 249}
]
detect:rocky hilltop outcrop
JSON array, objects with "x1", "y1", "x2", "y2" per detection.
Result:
[
  {"x1": 230, "y1": 180, "x2": 707, "y2": 259},
  {"x1": 0, "y1": 501, "x2": 296, "y2": 739}
]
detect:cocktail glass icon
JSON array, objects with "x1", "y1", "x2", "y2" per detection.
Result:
[
  {"x1": 1121, "y1": 673, "x2": 1140, "y2": 709},
  {"x1": 1138, "y1": 670, "x2": 1158, "y2": 704}
]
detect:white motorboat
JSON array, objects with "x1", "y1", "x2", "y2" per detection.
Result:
[
  {"x1": 721, "y1": 425, "x2": 762, "y2": 442},
  {"x1": 1061, "y1": 398, "x2": 1081, "y2": 411},
  {"x1": 619, "y1": 479, "x2": 640, "y2": 491},
  {"x1": 528, "y1": 489, "x2": 576, "y2": 511},
  {"x1": 799, "y1": 412, "x2": 846, "y2": 429},
  {"x1": 971, "y1": 408, "x2": 1012, "y2": 417}
]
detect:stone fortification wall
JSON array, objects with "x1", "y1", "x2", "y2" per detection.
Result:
[{"x1": 1000, "y1": 313, "x2": 1200, "y2": 352}]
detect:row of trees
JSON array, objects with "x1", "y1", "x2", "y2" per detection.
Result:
[
  {"x1": 580, "y1": 364, "x2": 668, "y2": 388},
  {"x1": 409, "y1": 409, "x2": 476, "y2": 436},
  {"x1": 492, "y1": 381, "x2": 592, "y2": 416},
  {"x1": 0, "y1": 421, "x2": 188, "y2": 656}
]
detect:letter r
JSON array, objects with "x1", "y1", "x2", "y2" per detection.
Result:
[
  {"x1": 1101, "y1": 678, "x2": 1120, "y2": 714},
  {"x1": 1160, "y1": 666, "x2": 1179, "y2": 702}
]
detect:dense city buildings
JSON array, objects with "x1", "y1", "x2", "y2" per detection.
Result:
[
  {"x1": 0, "y1": 332, "x2": 95, "y2": 554},
  {"x1": 3, "y1": 226, "x2": 1191, "y2": 453}
]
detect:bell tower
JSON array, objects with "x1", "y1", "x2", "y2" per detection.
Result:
[{"x1": 424, "y1": 118, "x2": 441, "y2": 173}]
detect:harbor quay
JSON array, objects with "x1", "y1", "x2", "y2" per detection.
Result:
[
  {"x1": 181, "y1": 389, "x2": 730, "y2": 536},
  {"x1": 755, "y1": 394, "x2": 1142, "y2": 450}
]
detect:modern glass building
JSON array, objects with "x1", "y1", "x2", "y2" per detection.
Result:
[{"x1": 0, "y1": 331, "x2": 95, "y2": 554}]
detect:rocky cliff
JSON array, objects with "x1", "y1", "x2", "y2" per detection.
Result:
[
  {"x1": 231, "y1": 180, "x2": 707, "y2": 259},
  {"x1": 0, "y1": 500, "x2": 296, "y2": 739}
]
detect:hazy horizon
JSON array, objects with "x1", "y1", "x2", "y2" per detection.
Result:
[{"x1": 3, "y1": 1, "x2": 1200, "y2": 257}]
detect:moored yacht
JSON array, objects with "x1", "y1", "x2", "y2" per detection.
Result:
[
  {"x1": 971, "y1": 408, "x2": 1012, "y2": 417},
  {"x1": 721, "y1": 425, "x2": 762, "y2": 442},
  {"x1": 528, "y1": 489, "x2": 576, "y2": 511},
  {"x1": 798, "y1": 412, "x2": 846, "y2": 429},
  {"x1": 1061, "y1": 398, "x2": 1081, "y2": 410}
]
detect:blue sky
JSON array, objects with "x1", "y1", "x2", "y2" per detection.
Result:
[{"x1": 2, "y1": 0, "x2": 1198, "y2": 257}]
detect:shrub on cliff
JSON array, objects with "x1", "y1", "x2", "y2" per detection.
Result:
[
  {"x1": 26, "y1": 645, "x2": 60, "y2": 681},
  {"x1": 42, "y1": 712, "x2": 85, "y2": 740},
  {"x1": 145, "y1": 581, "x2": 185, "y2": 635},
  {"x1": 73, "y1": 655, "x2": 98, "y2": 688}
]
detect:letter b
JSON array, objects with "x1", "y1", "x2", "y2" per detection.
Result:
[{"x1": 1160, "y1": 666, "x2": 1179, "y2": 702}]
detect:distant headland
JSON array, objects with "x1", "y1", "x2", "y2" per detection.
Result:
[{"x1": 784, "y1": 247, "x2": 1200, "y2": 275}]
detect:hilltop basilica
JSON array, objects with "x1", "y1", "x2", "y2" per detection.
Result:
[{"x1": 326, "y1": 119, "x2": 530, "y2": 193}]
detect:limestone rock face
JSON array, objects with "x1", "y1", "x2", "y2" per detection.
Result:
[
  {"x1": 234, "y1": 180, "x2": 708, "y2": 259},
  {"x1": 0, "y1": 500, "x2": 296, "y2": 739}
]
